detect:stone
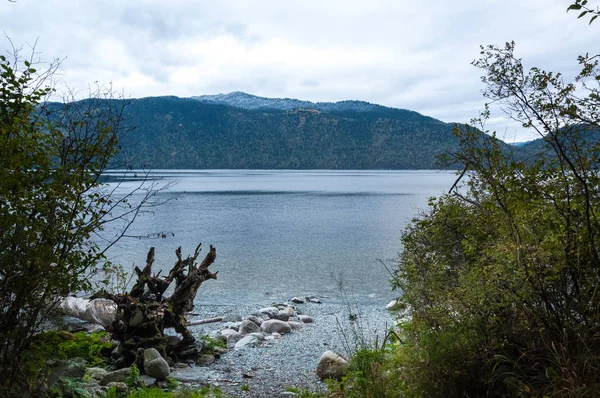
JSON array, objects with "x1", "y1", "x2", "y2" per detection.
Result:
[
  {"x1": 249, "y1": 332, "x2": 265, "y2": 340},
  {"x1": 307, "y1": 296, "x2": 322, "y2": 304},
  {"x1": 100, "y1": 368, "x2": 131, "y2": 386},
  {"x1": 298, "y1": 315, "x2": 313, "y2": 323},
  {"x1": 239, "y1": 319, "x2": 261, "y2": 335},
  {"x1": 179, "y1": 345, "x2": 199, "y2": 360},
  {"x1": 283, "y1": 306, "x2": 296, "y2": 316},
  {"x1": 140, "y1": 374, "x2": 157, "y2": 387},
  {"x1": 288, "y1": 321, "x2": 303, "y2": 330},
  {"x1": 85, "y1": 367, "x2": 108, "y2": 382},
  {"x1": 244, "y1": 315, "x2": 264, "y2": 326},
  {"x1": 259, "y1": 306, "x2": 280, "y2": 318},
  {"x1": 63, "y1": 357, "x2": 87, "y2": 379},
  {"x1": 81, "y1": 382, "x2": 108, "y2": 398},
  {"x1": 106, "y1": 382, "x2": 128, "y2": 393},
  {"x1": 221, "y1": 328, "x2": 238, "y2": 337},
  {"x1": 226, "y1": 331, "x2": 244, "y2": 348},
  {"x1": 316, "y1": 351, "x2": 349, "y2": 380},
  {"x1": 143, "y1": 348, "x2": 170, "y2": 380},
  {"x1": 222, "y1": 321, "x2": 240, "y2": 330},
  {"x1": 196, "y1": 354, "x2": 215, "y2": 366},
  {"x1": 273, "y1": 310, "x2": 290, "y2": 321},
  {"x1": 234, "y1": 334, "x2": 260, "y2": 350},
  {"x1": 291, "y1": 296, "x2": 306, "y2": 304},
  {"x1": 260, "y1": 319, "x2": 292, "y2": 334}
]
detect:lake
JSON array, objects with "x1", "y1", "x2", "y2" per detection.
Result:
[{"x1": 100, "y1": 170, "x2": 456, "y2": 305}]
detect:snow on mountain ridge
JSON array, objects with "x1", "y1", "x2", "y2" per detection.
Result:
[{"x1": 191, "y1": 92, "x2": 385, "y2": 113}]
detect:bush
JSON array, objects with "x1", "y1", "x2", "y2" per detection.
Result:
[{"x1": 393, "y1": 41, "x2": 600, "y2": 397}]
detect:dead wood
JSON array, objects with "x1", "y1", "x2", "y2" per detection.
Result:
[{"x1": 92, "y1": 244, "x2": 217, "y2": 366}]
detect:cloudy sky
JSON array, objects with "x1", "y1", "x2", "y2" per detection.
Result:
[{"x1": 1, "y1": 0, "x2": 598, "y2": 142}]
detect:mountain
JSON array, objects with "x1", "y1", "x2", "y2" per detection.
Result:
[
  {"x1": 105, "y1": 94, "x2": 469, "y2": 169},
  {"x1": 192, "y1": 92, "x2": 434, "y2": 121},
  {"x1": 49, "y1": 93, "x2": 515, "y2": 169}
]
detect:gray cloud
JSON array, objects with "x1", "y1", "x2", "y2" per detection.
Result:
[{"x1": 0, "y1": 0, "x2": 597, "y2": 142}]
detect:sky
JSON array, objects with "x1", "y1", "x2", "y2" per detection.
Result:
[{"x1": 1, "y1": 0, "x2": 598, "y2": 142}]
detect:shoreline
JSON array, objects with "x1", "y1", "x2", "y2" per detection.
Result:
[{"x1": 179, "y1": 302, "x2": 395, "y2": 398}]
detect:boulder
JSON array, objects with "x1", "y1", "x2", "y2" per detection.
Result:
[
  {"x1": 273, "y1": 310, "x2": 290, "y2": 322},
  {"x1": 234, "y1": 335, "x2": 260, "y2": 350},
  {"x1": 106, "y1": 382, "x2": 128, "y2": 394},
  {"x1": 288, "y1": 321, "x2": 303, "y2": 330},
  {"x1": 221, "y1": 328, "x2": 238, "y2": 337},
  {"x1": 283, "y1": 306, "x2": 296, "y2": 316},
  {"x1": 298, "y1": 315, "x2": 313, "y2": 323},
  {"x1": 291, "y1": 296, "x2": 306, "y2": 304},
  {"x1": 226, "y1": 331, "x2": 244, "y2": 348},
  {"x1": 85, "y1": 367, "x2": 108, "y2": 382},
  {"x1": 143, "y1": 348, "x2": 170, "y2": 380},
  {"x1": 100, "y1": 368, "x2": 131, "y2": 386},
  {"x1": 62, "y1": 357, "x2": 87, "y2": 379},
  {"x1": 222, "y1": 321, "x2": 240, "y2": 330},
  {"x1": 45, "y1": 357, "x2": 88, "y2": 392},
  {"x1": 140, "y1": 375, "x2": 157, "y2": 388},
  {"x1": 249, "y1": 332, "x2": 265, "y2": 340},
  {"x1": 239, "y1": 319, "x2": 261, "y2": 335},
  {"x1": 259, "y1": 306, "x2": 280, "y2": 318},
  {"x1": 196, "y1": 354, "x2": 215, "y2": 366},
  {"x1": 244, "y1": 315, "x2": 264, "y2": 326},
  {"x1": 316, "y1": 351, "x2": 349, "y2": 380},
  {"x1": 260, "y1": 319, "x2": 292, "y2": 334}
]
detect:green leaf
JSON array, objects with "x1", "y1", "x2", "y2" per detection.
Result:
[
  {"x1": 578, "y1": 10, "x2": 588, "y2": 18},
  {"x1": 590, "y1": 14, "x2": 598, "y2": 24},
  {"x1": 567, "y1": 4, "x2": 582, "y2": 10}
]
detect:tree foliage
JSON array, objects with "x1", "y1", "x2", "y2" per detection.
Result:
[
  {"x1": 568, "y1": 0, "x2": 600, "y2": 24},
  {"x1": 393, "y1": 41, "x2": 600, "y2": 396},
  {"x1": 0, "y1": 48, "x2": 148, "y2": 393}
]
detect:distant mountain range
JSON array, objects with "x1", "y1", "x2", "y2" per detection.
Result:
[{"x1": 59, "y1": 92, "x2": 540, "y2": 169}]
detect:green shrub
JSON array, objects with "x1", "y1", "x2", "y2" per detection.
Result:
[
  {"x1": 393, "y1": 42, "x2": 600, "y2": 397},
  {"x1": 199, "y1": 336, "x2": 226, "y2": 354},
  {"x1": 21, "y1": 330, "x2": 114, "y2": 380}
]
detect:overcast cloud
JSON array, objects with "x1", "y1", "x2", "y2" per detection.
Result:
[{"x1": 1, "y1": 0, "x2": 598, "y2": 142}]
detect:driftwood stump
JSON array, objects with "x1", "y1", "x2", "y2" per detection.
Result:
[{"x1": 92, "y1": 244, "x2": 217, "y2": 367}]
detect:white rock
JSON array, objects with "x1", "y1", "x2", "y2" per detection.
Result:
[
  {"x1": 260, "y1": 319, "x2": 292, "y2": 334},
  {"x1": 316, "y1": 351, "x2": 349, "y2": 380},
  {"x1": 234, "y1": 335, "x2": 260, "y2": 350}
]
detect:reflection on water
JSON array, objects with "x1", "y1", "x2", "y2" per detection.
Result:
[{"x1": 100, "y1": 170, "x2": 455, "y2": 305}]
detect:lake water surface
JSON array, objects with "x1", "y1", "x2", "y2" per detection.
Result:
[{"x1": 101, "y1": 170, "x2": 456, "y2": 305}]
